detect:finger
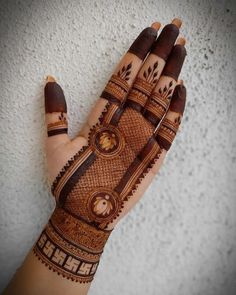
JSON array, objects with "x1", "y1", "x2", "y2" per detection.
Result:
[
  {"x1": 143, "y1": 44, "x2": 187, "y2": 126},
  {"x1": 78, "y1": 22, "x2": 161, "y2": 139},
  {"x1": 155, "y1": 84, "x2": 187, "y2": 151},
  {"x1": 125, "y1": 19, "x2": 182, "y2": 112},
  {"x1": 100, "y1": 24, "x2": 159, "y2": 105},
  {"x1": 45, "y1": 76, "x2": 70, "y2": 144}
]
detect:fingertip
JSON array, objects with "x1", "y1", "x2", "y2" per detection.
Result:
[
  {"x1": 176, "y1": 37, "x2": 186, "y2": 46},
  {"x1": 151, "y1": 23, "x2": 179, "y2": 60},
  {"x1": 46, "y1": 75, "x2": 56, "y2": 83},
  {"x1": 128, "y1": 26, "x2": 157, "y2": 60},
  {"x1": 171, "y1": 18, "x2": 182, "y2": 28},
  {"x1": 178, "y1": 79, "x2": 184, "y2": 85},
  {"x1": 151, "y1": 22, "x2": 161, "y2": 31},
  {"x1": 44, "y1": 80, "x2": 67, "y2": 113},
  {"x1": 162, "y1": 44, "x2": 187, "y2": 80},
  {"x1": 169, "y1": 84, "x2": 186, "y2": 115}
]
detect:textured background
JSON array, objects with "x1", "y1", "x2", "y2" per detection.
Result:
[{"x1": 0, "y1": 0, "x2": 236, "y2": 294}]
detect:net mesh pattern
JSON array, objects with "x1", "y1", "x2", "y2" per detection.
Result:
[{"x1": 64, "y1": 107, "x2": 155, "y2": 223}]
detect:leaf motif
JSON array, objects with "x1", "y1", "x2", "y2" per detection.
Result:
[
  {"x1": 169, "y1": 80, "x2": 173, "y2": 87},
  {"x1": 127, "y1": 62, "x2": 132, "y2": 70},
  {"x1": 122, "y1": 66, "x2": 125, "y2": 72},
  {"x1": 125, "y1": 77, "x2": 129, "y2": 81},
  {"x1": 125, "y1": 70, "x2": 131, "y2": 77},
  {"x1": 159, "y1": 88, "x2": 162, "y2": 94},
  {"x1": 153, "y1": 61, "x2": 158, "y2": 69},
  {"x1": 163, "y1": 86, "x2": 167, "y2": 92},
  {"x1": 168, "y1": 89, "x2": 172, "y2": 95},
  {"x1": 143, "y1": 71, "x2": 147, "y2": 79},
  {"x1": 167, "y1": 96, "x2": 172, "y2": 100},
  {"x1": 117, "y1": 70, "x2": 121, "y2": 76},
  {"x1": 148, "y1": 66, "x2": 151, "y2": 74},
  {"x1": 153, "y1": 79, "x2": 158, "y2": 84},
  {"x1": 153, "y1": 72, "x2": 158, "y2": 78},
  {"x1": 175, "y1": 116, "x2": 181, "y2": 124}
]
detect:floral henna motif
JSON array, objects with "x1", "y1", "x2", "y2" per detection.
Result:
[
  {"x1": 125, "y1": 61, "x2": 161, "y2": 111},
  {"x1": 117, "y1": 62, "x2": 132, "y2": 81},
  {"x1": 101, "y1": 63, "x2": 132, "y2": 104},
  {"x1": 47, "y1": 112, "x2": 68, "y2": 137},
  {"x1": 158, "y1": 80, "x2": 174, "y2": 100},
  {"x1": 143, "y1": 61, "x2": 159, "y2": 84}
]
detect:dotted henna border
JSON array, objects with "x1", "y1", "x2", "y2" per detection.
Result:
[{"x1": 33, "y1": 248, "x2": 94, "y2": 284}]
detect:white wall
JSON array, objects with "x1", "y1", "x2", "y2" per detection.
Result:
[{"x1": 0, "y1": 0, "x2": 236, "y2": 294}]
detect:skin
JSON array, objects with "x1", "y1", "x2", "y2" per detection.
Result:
[{"x1": 3, "y1": 18, "x2": 187, "y2": 295}]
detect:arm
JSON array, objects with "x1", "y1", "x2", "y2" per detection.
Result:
[{"x1": 4, "y1": 18, "x2": 187, "y2": 295}]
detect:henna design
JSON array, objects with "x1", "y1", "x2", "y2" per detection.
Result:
[
  {"x1": 34, "y1": 207, "x2": 111, "y2": 283},
  {"x1": 156, "y1": 116, "x2": 181, "y2": 150},
  {"x1": 155, "y1": 84, "x2": 186, "y2": 150},
  {"x1": 47, "y1": 112, "x2": 68, "y2": 137},
  {"x1": 117, "y1": 62, "x2": 132, "y2": 81},
  {"x1": 39, "y1": 95, "x2": 168, "y2": 281},
  {"x1": 45, "y1": 82, "x2": 67, "y2": 113},
  {"x1": 101, "y1": 74, "x2": 129, "y2": 104},
  {"x1": 128, "y1": 27, "x2": 157, "y2": 60},
  {"x1": 144, "y1": 80, "x2": 175, "y2": 126},
  {"x1": 40, "y1": 61, "x2": 184, "y2": 282},
  {"x1": 151, "y1": 24, "x2": 179, "y2": 61},
  {"x1": 158, "y1": 80, "x2": 174, "y2": 100},
  {"x1": 143, "y1": 61, "x2": 159, "y2": 84},
  {"x1": 125, "y1": 61, "x2": 162, "y2": 111},
  {"x1": 174, "y1": 115, "x2": 181, "y2": 125},
  {"x1": 125, "y1": 77, "x2": 153, "y2": 112},
  {"x1": 162, "y1": 45, "x2": 187, "y2": 80},
  {"x1": 38, "y1": 23, "x2": 186, "y2": 282}
]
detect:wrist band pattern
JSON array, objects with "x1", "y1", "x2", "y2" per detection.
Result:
[{"x1": 34, "y1": 207, "x2": 111, "y2": 283}]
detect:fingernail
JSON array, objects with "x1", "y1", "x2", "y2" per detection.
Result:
[
  {"x1": 46, "y1": 75, "x2": 56, "y2": 83},
  {"x1": 171, "y1": 18, "x2": 182, "y2": 28},
  {"x1": 176, "y1": 37, "x2": 186, "y2": 46},
  {"x1": 151, "y1": 22, "x2": 161, "y2": 30}
]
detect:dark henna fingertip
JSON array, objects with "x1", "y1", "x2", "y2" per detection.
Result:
[
  {"x1": 45, "y1": 82, "x2": 67, "y2": 113},
  {"x1": 151, "y1": 24, "x2": 179, "y2": 60},
  {"x1": 162, "y1": 45, "x2": 187, "y2": 80},
  {"x1": 128, "y1": 27, "x2": 157, "y2": 60},
  {"x1": 169, "y1": 85, "x2": 186, "y2": 114}
]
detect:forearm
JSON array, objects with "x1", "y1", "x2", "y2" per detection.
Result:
[{"x1": 4, "y1": 207, "x2": 111, "y2": 295}]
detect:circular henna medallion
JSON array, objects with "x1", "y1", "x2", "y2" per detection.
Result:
[
  {"x1": 90, "y1": 126, "x2": 125, "y2": 158},
  {"x1": 87, "y1": 190, "x2": 121, "y2": 224}
]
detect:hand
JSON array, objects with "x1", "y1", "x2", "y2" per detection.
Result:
[{"x1": 34, "y1": 18, "x2": 187, "y2": 284}]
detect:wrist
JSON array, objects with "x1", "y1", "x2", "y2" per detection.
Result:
[{"x1": 33, "y1": 206, "x2": 112, "y2": 283}]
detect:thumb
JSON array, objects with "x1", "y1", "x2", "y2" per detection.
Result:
[{"x1": 44, "y1": 76, "x2": 70, "y2": 150}]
